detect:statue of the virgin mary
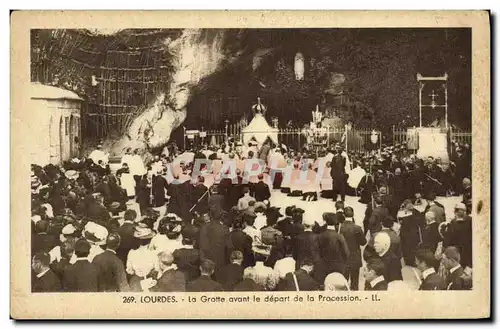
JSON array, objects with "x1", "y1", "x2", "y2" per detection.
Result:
[{"x1": 242, "y1": 97, "x2": 279, "y2": 146}]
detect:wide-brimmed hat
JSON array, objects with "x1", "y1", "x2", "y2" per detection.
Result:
[
  {"x1": 82, "y1": 222, "x2": 108, "y2": 246},
  {"x1": 134, "y1": 224, "x2": 155, "y2": 239},
  {"x1": 65, "y1": 170, "x2": 79, "y2": 180},
  {"x1": 60, "y1": 223, "x2": 77, "y2": 242}
]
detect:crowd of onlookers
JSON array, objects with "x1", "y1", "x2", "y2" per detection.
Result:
[{"x1": 31, "y1": 139, "x2": 473, "y2": 292}]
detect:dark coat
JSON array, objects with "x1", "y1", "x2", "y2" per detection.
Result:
[
  {"x1": 116, "y1": 222, "x2": 139, "y2": 264},
  {"x1": 317, "y1": 228, "x2": 350, "y2": 279},
  {"x1": 152, "y1": 175, "x2": 168, "y2": 207},
  {"x1": 85, "y1": 200, "x2": 111, "y2": 222},
  {"x1": 368, "y1": 206, "x2": 390, "y2": 234},
  {"x1": 95, "y1": 182, "x2": 112, "y2": 206},
  {"x1": 252, "y1": 181, "x2": 271, "y2": 202},
  {"x1": 446, "y1": 266, "x2": 467, "y2": 290},
  {"x1": 190, "y1": 184, "x2": 209, "y2": 215},
  {"x1": 330, "y1": 154, "x2": 346, "y2": 178},
  {"x1": 186, "y1": 275, "x2": 224, "y2": 292},
  {"x1": 92, "y1": 250, "x2": 130, "y2": 292},
  {"x1": 150, "y1": 269, "x2": 186, "y2": 292},
  {"x1": 136, "y1": 177, "x2": 152, "y2": 211},
  {"x1": 419, "y1": 272, "x2": 446, "y2": 290},
  {"x1": 173, "y1": 247, "x2": 201, "y2": 283},
  {"x1": 32, "y1": 233, "x2": 58, "y2": 256},
  {"x1": 199, "y1": 220, "x2": 232, "y2": 271},
  {"x1": 63, "y1": 259, "x2": 99, "y2": 292},
  {"x1": 217, "y1": 263, "x2": 244, "y2": 291},
  {"x1": 294, "y1": 231, "x2": 321, "y2": 270},
  {"x1": 364, "y1": 248, "x2": 403, "y2": 284},
  {"x1": 421, "y1": 222, "x2": 442, "y2": 254},
  {"x1": 32, "y1": 269, "x2": 62, "y2": 292},
  {"x1": 276, "y1": 218, "x2": 303, "y2": 239},
  {"x1": 381, "y1": 251, "x2": 403, "y2": 283},
  {"x1": 208, "y1": 194, "x2": 225, "y2": 221},
  {"x1": 399, "y1": 210, "x2": 425, "y2": 264},
  {"x1": 443, "y1": 218, "x2": 473, "y2": 268},
  {"x1": 282, "y1": 269, "x2": 320, "y2": 291},
  {"x1": 339, "y1": 220, "x2": 366, "y2": 268},
  {"x1": 233, "y1": 278, "x2": 263, "y2": 291},
  {"x1": 228, "y1": 230, "x2": 255, "y2": 268},
  {"x1": 365, "y1": 278, "x2": 388, "y2": 291},
  {"x1": 367, "y1": 228, "x2": 402, "y2": 259},
  {"x1": 50, "y1": 257, "x2": 72, "y2": 281}
]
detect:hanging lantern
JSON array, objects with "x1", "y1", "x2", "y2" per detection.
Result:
[{"x1": 294, "y1": 52, "x2": 305, "y2": 81}]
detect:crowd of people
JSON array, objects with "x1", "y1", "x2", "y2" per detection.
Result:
[{"x1": 30, "y1": 137, "x2": 473, "y2": 293}]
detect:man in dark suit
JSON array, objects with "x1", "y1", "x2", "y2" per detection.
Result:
[
  {"x1": 50, "y1": 238, "x2": 76, "y2": 281},
  {"x1": 173, "y1": 225, "x2": 201, "y2": 283},
  {"x1": 92, "y1": 233, "x2": 130, "y2": 292},
  {"x1": 186, "y1": 259, "x2": 224, "y2": 292},
  {"x1": 294, "y1": 218, "x2": 321, "y2": 273},
  {"x1": 208, "y1": 185, "x2": 225, "y2": 221},
  {"x1": 415, "y1": 248, "x2": 446, "y2": 290},
  {"x1": 364, "y1": 258, "x2": 388, "y2": 291},
  {"x1": 276, "y1": 206, "x2": 303, "y2": 239},
  {"x1": 282, "y1": 259, "x2": 320, "y2": 291},
  {"x1": 252, "y1": 174, "x2": 271, "y2": 202},
  {"x1": 330, "y1": 149, "x2": 347, "y2": 202},
  {"x1": 116, "y1": 209, "x2": 138, "y2": 264},
  {"x1": 199, "y1": 216, "x2": 233, "y2": 281},
  {"x1": 218, "y1": 251, "x2": 244, "y2": 291},
  {"x1": 85, "y1": 193, "x2": 111, "y2": 222},
  {"x1": 32, "y1": 252, "x2": 61, "y2": 292},
  {"x1": 339, "y1": 207, "x2": 366, "y2": 290},
  {"x1": 136, "y1": 171, "x2": 153, "y2": 213},
  {"x1": 441, "y1": 246, "x2": 469, "y2": 290},
  {"x1": 443, "y1": 203, "x2": 473, "y2": 269},
  {"x1": 32, "y1": 220, "x2": 58, "y2": 256},
  {"x1": 367, "y1": 195, "x2": 390, "y2": 235},
  {"x1": 152, "y1": 171, "x2": 169, "y2": 208},
  {"x1": 421, "y1": 211, "x2": 442, "y2": 254},
  {"x1": 228, "y1": 221, "x2": 254, "y2": 268},
  {"x1": 333, "y1": 201, "x2": 346, "y2": 230},
  {"x1": 150, "y1": 252, "x2": 186, "y2": 292},
  {"x1": 374, "y1": 217, "x2": 402, "y2": 259},
  {"x1": 190, "y1": 176, "x2": 209, "y2": 216},
  {"x1": 63, "y1": 239, "x2": 99, "y2": 292},
  {"x1": 316, "y1": 213, "x2": 350, "y2": 284}
]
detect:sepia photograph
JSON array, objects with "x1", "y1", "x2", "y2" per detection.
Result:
[{"x1": 11, "y1": 10, "x2": 490, "y2": 319}]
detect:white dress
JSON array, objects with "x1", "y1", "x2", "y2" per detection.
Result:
[
  {"x1": 126, "y1": 245, "x2": 158, "y2": 278},
  {"x1": 120, "y1": 173, "x2": 136, "y2": 197},
  {"x1": 149, "y1": 234, "x2": 183, "y2": 255}
]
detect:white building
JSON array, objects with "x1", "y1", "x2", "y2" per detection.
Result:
[{"x1": 29, "y1": 83, "x2": 83, "y2": 165}]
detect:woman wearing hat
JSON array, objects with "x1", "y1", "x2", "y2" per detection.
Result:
[
  {"x1": 149, "y1": 216, "x2": 184, "y2": 255},
  {"x1": 126, "y1": 224, "x2": 157, "y2": 292}
]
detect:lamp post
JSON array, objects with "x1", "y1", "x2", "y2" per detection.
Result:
[
  {"x1": 183, "y1": 126, "x2": 186, "y2": 150},
  {"x1": 224, "y1": 119, "x2": 229, "y2": 143}
]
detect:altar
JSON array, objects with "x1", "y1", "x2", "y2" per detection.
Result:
[
  {"x1": 415, "y1": 73, "x2": 450, "y2": 163},
  {"x1": 241, "y1": 97, "x2": 279, "y2": 146},
  {"x1": 416, "y1": 127, "x2": 449, "y2": 162}
]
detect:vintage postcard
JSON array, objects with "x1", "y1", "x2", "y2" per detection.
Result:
[{"x1": 11, "y1": 10, "x2": 490, "y2": 319}]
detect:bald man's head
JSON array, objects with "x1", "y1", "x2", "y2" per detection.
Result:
[
  {"x1": 158, "y1": 252, "x2": 174, "y2": 269},
  {"x1": 425, "y1": 211, "x2": 437, "y2": 224}
]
